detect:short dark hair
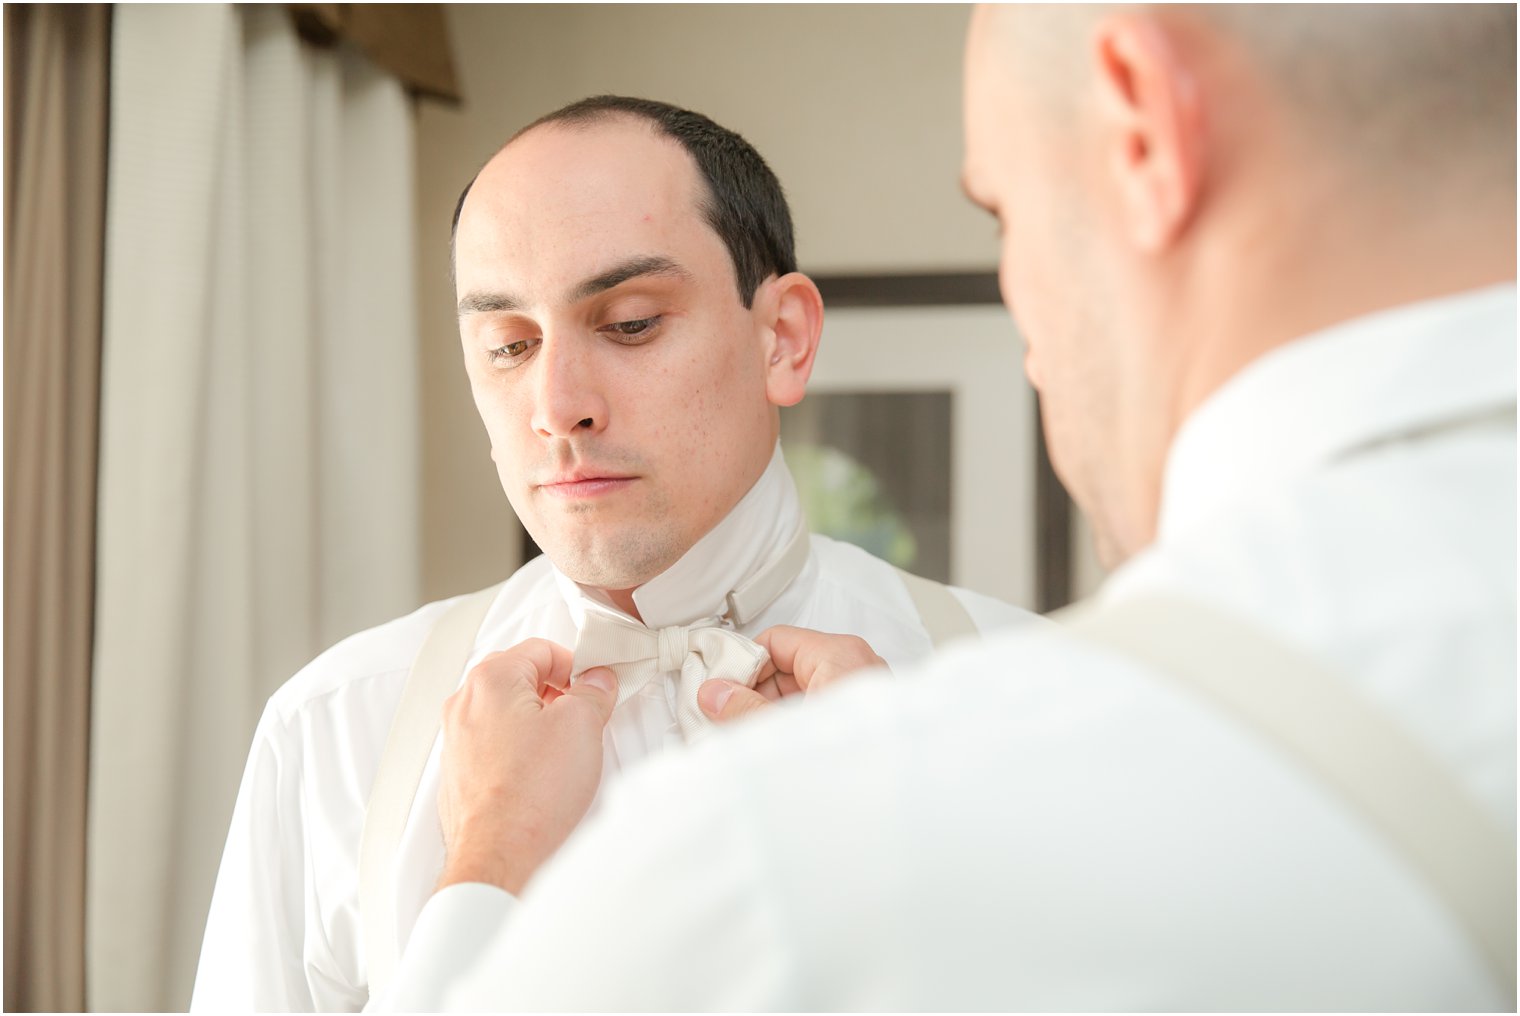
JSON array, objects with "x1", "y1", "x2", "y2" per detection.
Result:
[{"x1": 451, "y1": 95, "x2": 796, "y2": 308}]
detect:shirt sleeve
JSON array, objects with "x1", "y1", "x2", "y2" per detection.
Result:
[
  {"x1": 372, "y1": 884, "x2": 519, "y2": 1012},
  {"x1": 376, "y1": 746, "x2": 794, "y2": 1011},
  {"x1": 190, "y1": 701, "x2": 365, "y2": 1012},
  {"x1": 949, "y1": 584, "x2": 1048, "y2": 637}
]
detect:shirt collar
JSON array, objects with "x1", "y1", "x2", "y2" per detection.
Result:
[
  {"x1": 1157, "y1": 284, "x2": 1517, "y2": 545},
  {"x1": 553, "y1": 442, "x2": 806, "y2": 630}
]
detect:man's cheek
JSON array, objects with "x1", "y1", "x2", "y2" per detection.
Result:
[{"x1": 999, "y1": 262, "x2": 1043, "y2": 390}]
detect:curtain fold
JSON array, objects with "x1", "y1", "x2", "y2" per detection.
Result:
[
  {"x1": 2, "y1": 6, "x2": 111, "y2": 1012},
  {"x1": 88, "y1": 6, "x2": 421, "y2": 1009}
]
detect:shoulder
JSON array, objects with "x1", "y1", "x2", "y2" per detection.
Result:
[
  {"x1": 572, "y1": 621, "x2": 1487, "y2": 1010},
  {"x1": 946, "y1": 584, "x2": 1043, "y2": 636},
  {"x1": 262, "y1": 556, "x2": 557, "y2": 729},
  {"x1": 808, "y1": 534, "x2": 1040, "y2": 638}
]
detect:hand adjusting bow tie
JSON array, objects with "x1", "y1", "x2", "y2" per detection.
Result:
[{"x1": 570, "y1": 522, "x2": 811, "y2": 742}]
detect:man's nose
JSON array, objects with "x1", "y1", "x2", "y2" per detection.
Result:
[{"x1": 529, "y1": 334, "x2": 608, "y2": 438}]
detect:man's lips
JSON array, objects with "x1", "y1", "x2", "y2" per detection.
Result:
[{"x1": 535, "y1": 473, "x2": 637, "y2": 498}]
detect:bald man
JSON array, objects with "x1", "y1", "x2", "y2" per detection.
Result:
[{"x1": 383, "y1": 5, "x2": 1516, "y2": 1010}]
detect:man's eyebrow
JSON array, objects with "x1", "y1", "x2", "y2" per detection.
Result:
[
  {"x1": 567, "y1": 254, "x2": 692, "y2": 304},
  {"x1": 457, "y1": 291, "x2": 523, "y2": 316},
  {"x1": 455, "y1": 255, "x2": 692, "y2": 317}
]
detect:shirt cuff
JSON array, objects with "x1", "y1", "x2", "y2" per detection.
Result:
[{"x1": 369, "y1": 883, "x2": 519, "y2": 1011}]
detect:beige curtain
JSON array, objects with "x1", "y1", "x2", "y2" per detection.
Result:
[
  {"x1": 88, "y1": 6, "x2": 422, "y2": 1009},
  {"x1": 3, "y1": 6, "x2": 110, "y2": 1012}
]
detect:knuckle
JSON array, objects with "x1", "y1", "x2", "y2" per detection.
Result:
[
  {"x1": 467, "y1": 650, "x2": 511, "y2": 681},
  {"x1": 732, "y1": 691, "x2": 764, "y2": 716}
]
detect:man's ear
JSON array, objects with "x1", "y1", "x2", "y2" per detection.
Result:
[
  {"x1": 759, "y1": 272, "x2": 823, "y2": 408},
  {"x1": 1091, "y1": 13, "x2": 1206, "y2": 252}
]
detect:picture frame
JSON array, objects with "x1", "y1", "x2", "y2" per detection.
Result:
[{"x1": 806, "y1": 272, "x2": 1081, "y2": 612}]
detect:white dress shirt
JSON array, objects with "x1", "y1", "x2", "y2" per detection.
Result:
[
  {"x1": 190, "y1": 445, "x2": 1030, "y2": 1012},
  {"x1": 386, "y1": 285, "x2": 1516, "y2": 1011}
]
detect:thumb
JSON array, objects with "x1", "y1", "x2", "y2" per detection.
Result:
[
  {"x1": 698, "y1": 679, "x2": 770, "y2": 724},
  {"x1": 563, "y1": 667, "x2": 619, "y2": 727}
]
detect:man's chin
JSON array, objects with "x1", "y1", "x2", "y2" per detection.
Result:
[{"x1": 537, "y1": 528, "x2": 685, "y2": 592}]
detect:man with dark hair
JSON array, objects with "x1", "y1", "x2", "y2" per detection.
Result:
[
  {"x1": 452, "y1": 95, "x2": 800, "y2": 309},
  {"x1": 190, "y1": 95, "x2": 1030, "y2": 1011},
  {"x1": 377, "y1": 5, "x2": 1515, "y2": 1010}
]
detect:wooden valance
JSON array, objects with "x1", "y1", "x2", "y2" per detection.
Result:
[{"x1": 287, "y1": 3, "x2": 461, "y2": 104}]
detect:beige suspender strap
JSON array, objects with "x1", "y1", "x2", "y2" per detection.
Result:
[
  {"x1": 359, "y1": 582, "x2": 503, "y2": 1003},
  {"x1": 1057, "y1": 593, "x2": 1516, "y2": 1004},
  {"x1": 896, "y1": 568, "x2": 979, "y2": 648}
]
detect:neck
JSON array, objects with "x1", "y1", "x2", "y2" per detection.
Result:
[
  {"x1": 1187, "y1": 199, "x2": 1512, "y2": 419},
  {"x1": 1119, "y1": 167, "x2": 1515, "y2": 561},
  {"x1": 606, "y1": 586, "x2": 640, "y2": 620},
  {"x1": 562, "y1": 443, "x2": 805, "y2": 630}
]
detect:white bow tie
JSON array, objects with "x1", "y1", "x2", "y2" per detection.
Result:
[{"x1": 570, "y1": 522, "x2": 811, "y2": 742}]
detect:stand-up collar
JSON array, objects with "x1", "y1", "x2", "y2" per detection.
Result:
[
  {"x1": 553, "y1": 442, "x2": 806, "y2": 630},
  {"x1": 1157, "y1": 284, "x2": 1517, "y2": 546}
]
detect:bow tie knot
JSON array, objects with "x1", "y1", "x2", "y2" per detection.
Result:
[
  {"x1": 568, "y1": 520, "x2": 811, "y2": 742},
  {"x1": 656, "y1": 624, "x2": 691, "y2": 674},
  {"x1": 571, "y1": 611, "x2": 768, "y2": 742}
]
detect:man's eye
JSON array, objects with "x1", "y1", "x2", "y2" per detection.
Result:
[
  {"x1": 599, "y1": 316, "x2": 661, "y2": 341},
  {"x1": 487, "y1": 338, "x2": 537, "y2": 366}
]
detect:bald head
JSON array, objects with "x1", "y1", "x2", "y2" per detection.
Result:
[
  {"x1": 987, "y1": 4, "x2": 1516, "y2": 194},
  {"x1": 964, "y1": 3, "x2": 1515, "y2": 567}
]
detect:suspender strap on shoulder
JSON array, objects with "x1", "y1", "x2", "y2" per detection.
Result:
[
  {"x1": 1057, "y1": 593, "x2": 1516, "y2": 1005},
  {"x1": 896, "y1": 567, "x2": 979, "y2": 648},
  {"x1": 359, "y1": 582, "x2": 502, "y2": 1003}
]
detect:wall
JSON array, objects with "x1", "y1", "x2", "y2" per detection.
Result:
[{"x1": 414, "y1": 4, "x2": 1002, "y2": 601}]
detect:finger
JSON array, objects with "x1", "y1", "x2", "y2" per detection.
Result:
[
  {"x1": 805, "y1": 652, "x2": 890, "y2": 695},
  {"x1": 458, "y1": 652, "x2": 540, "y2": 711},
  {"x1": 752, "y1": 670, "x2": 802, "y2": 701},
  {"x1": 755, "y1": 627, "x2": 883, "y2": 693},
  {"x1": 513, "y1": 638, "x2": 575, "y2": 694},
  {"x1": 455, "y1": 641, "x2": 576, "y2": 719},
  {"x1": 774, "y1": 670, "x2": 802, "y2": 698},
  {"x1": 559, "y1": 666, "x2": 619, "y2": 728},
  {"x1": 754, "y1": 625, "x2": 812, "y2": 677},
  {"x1": 752, "y1": 673, "x2": 782, "y2": 702},
  {"x1": 697, "y1": 679, "x2": 770, "y2": 723}
]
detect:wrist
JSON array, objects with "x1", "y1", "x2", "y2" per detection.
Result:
[
  {"x1": 438, "y1": 817, "x2": 548, "y2": 895},
  {"x1": 436, "y1": 844, "x2": 535, "y2": 895}
]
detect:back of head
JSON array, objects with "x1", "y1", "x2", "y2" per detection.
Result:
[
  {"x1": 970, "y1": 4, "x2": 1516, "y2": 566},
  {"x1": 1006, "y1": 4, "x2": 1515, "y2": 196},
  {"x1": 1205, "y1": 4, "x2": 1516, "y2": 196}
]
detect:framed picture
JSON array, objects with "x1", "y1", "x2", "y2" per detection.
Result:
[
  {"x1": 786, "y1": 291, "x2": 1038, "y2": 609},
  {"x1": 798, "y1": 272, "x2": 1096, "y2": 613}
]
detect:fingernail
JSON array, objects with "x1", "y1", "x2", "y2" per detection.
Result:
[
  {"x1": 699, "y1": 680, "x2": 734, "y2": 715},
  {"x1": 581, "y1": 667, "x2": 615, "y2": 693}
]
